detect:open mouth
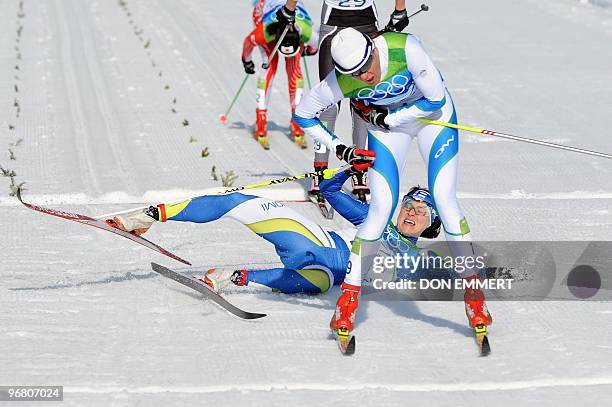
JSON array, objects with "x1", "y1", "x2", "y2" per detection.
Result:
[{"x1": 403, "y1": 219, "x2": 416, "y2": 226}]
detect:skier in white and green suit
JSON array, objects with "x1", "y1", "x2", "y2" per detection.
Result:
[{"x1": 293, "y1": 28, "x2": 492, "y2": 337}]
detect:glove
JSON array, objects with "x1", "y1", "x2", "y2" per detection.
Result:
[
  {"x1": 336, "y1": 144, "x2": 376, "y2": 172},
  {"x1": 242, "y1": 58, "x2": 255, "y2": 75},
  {"x1": 303, "y1": 45, "x2": 318, "y2": 56},
  {"x1": 351, "y1": 100, "x2": 390, "y2": 130},
  {"x1": 385, "y1": 9, "x2": 410, "y2": 32},
  {"x1": 275, "y1": 5, "x2": 296, "y2": 30}
]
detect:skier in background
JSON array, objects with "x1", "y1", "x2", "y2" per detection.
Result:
[
  {"x1": 242, "y1": 0, "x2": 319, "y2": 150},
  {"x1": 275, "y1": 0, "x2": 411, "y2": 204}
]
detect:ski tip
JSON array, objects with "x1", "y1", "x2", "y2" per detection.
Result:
[
  {"x1": 344, "y1": 335, "x2": 356, "y2": 355},
  {"x1": 480, "y1": 335, "x2": 491, "y2": 356},
  {"x1": 245, "y1": 312, "x2": 267, "y2": 320},
  {"x1": 15, "y1": 186, "x2": 23, "y2": 201},
  {"x1": 179, "y1": 258, "x2": 192, "y2": 266}
]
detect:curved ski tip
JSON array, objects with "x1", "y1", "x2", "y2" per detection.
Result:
[
  {"x1": 247, "y1": 313, "x2": 267, "y2": 320},
  {"x1": 16, "y1": 186, "x2": 23, "y2": 201}
]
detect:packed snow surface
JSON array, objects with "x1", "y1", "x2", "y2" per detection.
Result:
[{"x1": 1, "y1": 0, "x2": 611, "y2": 406}]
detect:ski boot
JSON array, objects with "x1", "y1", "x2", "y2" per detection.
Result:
[
  {"x1": 309, "y1": 162, "x2": 327, "y2": 201},
  {"x1": 464, "y1": 275, "x2": 493, "y2": 328},
  {"x1": 106, "y1": 206, "x2": 159, "y2": 235},
  {"x1": 254, "y1": 108, "x2": 270, "y2": 150},
  {"x1": 200, "y1": 268, "x2": 247, "y2": 292},
  {"x1": 351, "y1": 171, "x2": 370, "y2": 203},
  {"x1": 330, "y1": 282, "x2": 360, "y2": 338},
  {"x1": 289, "y1": 117, "x2": 307, "y2": 149}
]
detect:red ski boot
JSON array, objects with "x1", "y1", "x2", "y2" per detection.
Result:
[
  {"x1": 330, "y1": 282, "x2": 360, "y2": 337},
  {"x1": 464, "y1": 275, "x2": 493, "y2": 328},
  {"x1": 254, "y1": 108, "x2": 269, "y2": 150},
  {"x1": 289, "y1": 117, "x2": 307, "y2": 149}
]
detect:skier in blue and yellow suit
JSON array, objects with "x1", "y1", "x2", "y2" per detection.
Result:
[{"x1": 111, "y1": 170, "x2": 442, "y2": 294}]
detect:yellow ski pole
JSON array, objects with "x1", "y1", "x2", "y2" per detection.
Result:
[
  {"x1": 95, "y1": 165, "x2": 352, "y2": 219},
  {"x1": 219, "y1": 164, "x2": 351, "y2": 194},
  {"x1": 417, "y1": 118, "x2": 612, "y2": 160}
]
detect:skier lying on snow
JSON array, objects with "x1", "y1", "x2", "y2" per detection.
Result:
[{"x1": 107, "y1": 169, "x2": 444, "y2": 294}]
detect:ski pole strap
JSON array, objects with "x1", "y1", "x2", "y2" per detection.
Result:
[
  {"x1": 222, "y1": 74, "x2": 250, "y2": 118},
  {"x1": 219, "y1": 164, "x2": 351, "y2": 195},
  {"x1": 417, "y1": 118, "x2": 612, "y2": 160}
]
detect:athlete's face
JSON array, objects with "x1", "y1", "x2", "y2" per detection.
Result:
[
  {"x1": 396, "y1": 200, "x2": 430, "y2": 237},
  {"x1": 355, "y1": 47, "x2": 381, "y2": 85}
]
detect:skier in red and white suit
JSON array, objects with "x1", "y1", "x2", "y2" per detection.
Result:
[{"x1": 242, "y1": 0, "x2": 319, "y2": 149}]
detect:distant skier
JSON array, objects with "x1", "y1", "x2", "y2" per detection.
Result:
[
  {"x1": 293, "y1": 28, "x2": 493, "y2": 336},
  {"x1": 107, "y1": 169, "x2": 442, "y2": 295},
  {"x1": 242, "y1": 0, "x2": 319, "y2": 150},
  {"x1": 274, "y1": 0, "x2": 411, "y2": 204}
]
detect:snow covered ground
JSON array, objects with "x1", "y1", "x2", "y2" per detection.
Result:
[{"x1": 1, "y1": 0, "x2": 612, "y2": 406}]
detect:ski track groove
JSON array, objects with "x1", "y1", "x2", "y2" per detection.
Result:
[
  {"x1": 70, "y1": 0, "x2": 140, "y2": 192},
  {"x1": 65, "y1": 0, "x2": 139, "y2": 192},
  {"x1": 53, "y1": 0, "x2": 99, "y2": 194},
  {"x1": 64, "y1": 376, "x2": 612, "y2": 394}
]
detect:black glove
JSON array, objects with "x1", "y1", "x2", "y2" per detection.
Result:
[
  {"x1": 242, "y1": 58, "x2": 255, "y2": 75},
  {"x1": 336, "y1": 144, "x2": 376, "y2": 172},
  {"x1": 351, "y1": 99, "x2": 389, "y2": 130},
  {"x1": 385, "y1": 9, "x2": 410, "y2": 32},
  {"x1": 275, "y1": 5, "x2": 296, "y2": 30}
]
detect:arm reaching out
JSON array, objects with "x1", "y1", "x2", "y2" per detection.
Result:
[
  {"x1": 320, "y1": 171, "x2": 369, "y2": 227},
  {"x1": 293, "y1": 71, "x2": 345, "y2": 152}
]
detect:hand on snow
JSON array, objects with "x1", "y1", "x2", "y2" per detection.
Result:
[
  {"x1": 351, "y1": 100, "x2": 390, "y2": 130},
  {"x1": 385, "y1": 9, "x2": 410, "y2": 32},
  {"x1": 242, "y1": 58, "x2": 255, "y2": 75},
  {"x1": 336, "y1": 144, "x2": 376, "y2": 172}
]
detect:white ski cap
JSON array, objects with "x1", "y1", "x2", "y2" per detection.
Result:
[{"x1": 330, "y1": 28, "x2": 373, "y2": 75}]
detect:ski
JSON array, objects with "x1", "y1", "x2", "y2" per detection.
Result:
[
  {"x1": 255, "y1": 135, "x2": 270, "y2": 150},
  {"x1": 151, "y1": 262, "x2": 266, "y2": 320},
  {"x1": 330, "y1": 314, "x2": 355, "y2": 355},
  {"x1": 290, "y1": 134, "x2": 308, "y2": 149},
  {"x1": 334, "y1": 329, "x2": 356, "y2": 355},
  {"x1": 474, "y1": 324, "x2": 491, "y2": 356},
  {"x1": 309, "y1": 195, "x2": 334, "y2": 219},
  {"x1": 16, "y1": 188, "x2": 191, "y2": 265}
]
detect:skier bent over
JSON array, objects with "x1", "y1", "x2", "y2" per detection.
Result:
[{"x1": 293, "y1": 28, "x2": 492, "y2": 337}]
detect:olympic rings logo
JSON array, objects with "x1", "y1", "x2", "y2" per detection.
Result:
[
  {"x1": 382, "y1": 226, "x2": 414, "y2": 254},
  {"x1": 356, "y1": 74, "x2": 414, "y2": 102}
]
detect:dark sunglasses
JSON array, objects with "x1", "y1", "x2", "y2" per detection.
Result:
[{"x1": 351, "y1": 48, "x2": 374, "y2": 77}]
